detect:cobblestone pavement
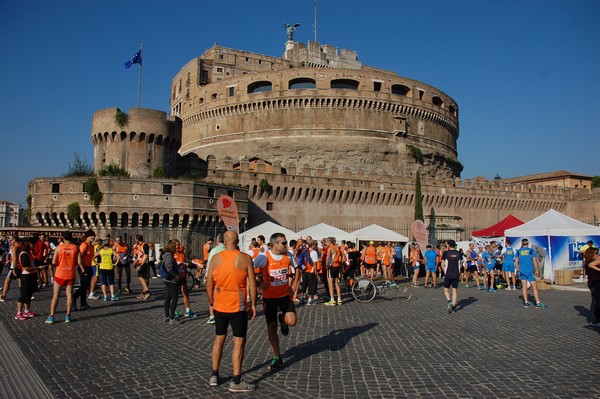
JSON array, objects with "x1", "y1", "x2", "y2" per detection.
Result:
[{"x1": 0, "y1": 277, "x2": 598, "y2": 399}]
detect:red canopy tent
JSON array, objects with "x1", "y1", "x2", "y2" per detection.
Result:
[{"x1": 472, "y1": 214, "x2": 524, "y2": 237}]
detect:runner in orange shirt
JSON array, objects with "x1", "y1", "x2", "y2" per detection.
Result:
[
  {"x1": 46, "y1": 231, "x2": 82, "y2": 324},
  {"x1": 253, "y1": 232, "x2": 300, "y2": 372},
  {"x1": 206, "y1": 230, "x2": 256, "y2": 392},
  {"x1": 114, "y1": 236, "x2": 131, "y2": 294}
]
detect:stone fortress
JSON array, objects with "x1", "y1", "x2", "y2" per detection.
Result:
[{"x1": 27, "y1": 36, "x2": 598, "y2": 245}]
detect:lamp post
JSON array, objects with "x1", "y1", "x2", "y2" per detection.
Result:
[{"x1": 494, "y1": 174, "x2": 501, "y2": 222}]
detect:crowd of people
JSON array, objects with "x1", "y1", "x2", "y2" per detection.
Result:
[
  {"x1": 1, "y1": 230, "x2": 598, "y2": 393},
  {"x1": 0, "y1": 231, "x2": 166, "y2": 324}
]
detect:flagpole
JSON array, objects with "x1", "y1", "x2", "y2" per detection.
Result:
[{"x1": 137, "y1": 43, "x2": 143, "y2": 108}]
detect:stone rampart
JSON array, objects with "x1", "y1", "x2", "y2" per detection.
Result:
[{"x1": 204, "y1": 155, "x2": 573, "y2": 231}]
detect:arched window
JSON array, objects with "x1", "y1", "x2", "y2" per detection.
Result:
[
  {"x1": 289, "y1": 78, "x2": 316, "y2": 89},
  {"x1": 248, "y1": 81, "x2": 272, "y2": 94},
  {"x1": 391, "y1": 84, "x2": 410, "y2": 96},
  {"x1": 120, "y1": 212, "x2": 129, "y2": 228},
  {"x1": 432, "y1": 96, "x2": 444, "y2": 107},
  {"x1": 330, "y1": 79, "x2": 359, "y2": 90}
]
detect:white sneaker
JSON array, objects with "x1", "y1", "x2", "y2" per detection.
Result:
[{"x1": 88, "y1": 293, "x2": 99, "y2": 300}]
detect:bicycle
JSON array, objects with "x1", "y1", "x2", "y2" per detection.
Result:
[
  {"x1": 350, "y1": 276, "x2": 413, "y2": 303},
  {"x1": 184, "y1": 262, "x2": 205, "y2": 292}
]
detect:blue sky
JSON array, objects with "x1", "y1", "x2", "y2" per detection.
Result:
[{"x1": 1, "y1": 0, "x2": 598, "y2": 206}]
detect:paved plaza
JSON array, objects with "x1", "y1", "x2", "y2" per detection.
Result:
[{"x1": 0, "y1": 277, "x2": 598, "y2": 399}]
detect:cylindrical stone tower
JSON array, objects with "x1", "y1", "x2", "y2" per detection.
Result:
[{"x1": 91, "y1": 108, "x2": 182, "y2": 178}]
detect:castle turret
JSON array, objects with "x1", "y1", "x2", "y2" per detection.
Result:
[{"x1": 91, "y1": 108, "x2": 182, "y2": 178}]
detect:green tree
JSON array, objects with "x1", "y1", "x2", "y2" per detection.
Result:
[
  {"x1": 64, "y1": 153, "x2": 94, "y2": 177},
  {"x1": 99, "y1": 164, "x2": 130, "y2": 177},
  {"x1": 67, "y1": 202, "x2": 81, "y2": 223},
  {"x1": 84, "y1": 177, "x2": 103, "y2": 209},
  {"x1": 115, "y1": 108, "x2": 128, "y2": 127},
  {"x1": 414, "y1": 171, "x2": 424, "y2": 222},
  {"x1": 592, "y1": 175, "x2": 600, "y2": 189},
  {"x1": 152, "y1": 165, "x2": 166, "y2": 178}
]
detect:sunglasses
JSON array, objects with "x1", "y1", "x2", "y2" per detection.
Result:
[{"x1": 278, "y1": 241, "x2": 288, "y2": 246}]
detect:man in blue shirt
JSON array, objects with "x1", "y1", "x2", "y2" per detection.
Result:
[
  {"x1": 516, "y1": 238, "x2": 547, "y2": 309},
  {"x1": 481, "y1": 245, "x2": 497, "y2": 292},
  {"x1": 423, "y1": 245, "x2": 439, "y2": 288},
  {"x1": 501, "y1": 239, "x2": 517, "y2": 290}
]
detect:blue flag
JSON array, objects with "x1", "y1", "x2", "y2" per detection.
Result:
[{"x1": 124, "y1": 50, "x2": 142, "y2": 69}]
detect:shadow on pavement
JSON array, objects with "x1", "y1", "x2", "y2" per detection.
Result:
[
  {"x1": 250, "y1": 322, "x2": 378, "y2": 384},
  {"x1": 457, "y1": 296, "x2": 477, "y2": 311}
]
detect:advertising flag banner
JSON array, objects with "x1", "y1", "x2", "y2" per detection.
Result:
[
  {"x1": 411, "y1": 220, "x2": 428, "y2": 249},
  {"x1": 216, "y1": 195, "x2": 239, "y2": 233}
]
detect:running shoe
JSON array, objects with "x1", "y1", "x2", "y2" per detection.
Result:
[
  {"x1": 169, "y1": 318, "x2": 180, "y2": 325},
  {"x1": 484, "y1": 288, "x2": 489, "y2": 292},
  {"x1": 489, "y1": 288, "x2": 496, "y2": 292},
  {"x1": 65, "y1": 315, "x2": 72, "y2": 323},
  {"x1": 465, "y1": 284, "x2": 469, "y2": 288},
  {"x1": 14, "y1": 312, "x2": 26, "y2": 320},
  {"x1": 337, "y1": 299, "x2": 343, "y2": 305},
  {"x1": 136, "y1": 292, "x2": 145, "y2": 299},
  {"x1": 535, "y1": 302, "x2": 548, "y2": 309},
  {"x1": 0, "y1": 295, "x2": 5, "y2": 302},
  {"x1": 88, "y1": 293, "x2": 99, "y2": 300},
  {"x1": 185, "y1": 310, "x2": 198, "y2": 318},
  {"x1": 104, "y1": 295, "x2": 109, "y2": 302},
  {"x1": 175, "y1": 310, "x2": 180, "y2": 318},
  {"x1": 209, "y1": 374, "x2": 220, "y2": 387},
  {"x1": 45, "y1": 315, "x2": 55, "y2": 324},
  {"x1": 125, "y1": 287, "x2": 131, "y2": 294},
  {"x1": 111, "y1": 295, "x2": 119, "y2": 301},
  {"x1": 447, "y1": 300, "x2": 452, "y2": 314},
  {"x1": 451, "y1": 306, "x2": 457, "y2": 314},
  {"x1": 267, "y1": 357, "x2": 283, "y2": 372},
  {"x1": 164, "y1": 316, "x2": 170, "y2": 322},
  {"x1": 306, "y1": 299, "x2": 314, "y2": 305},
  {"x1": 228, "y1": 378, "x2": 255, "y2": 393},
  {"x1": 323, "y1": 300, "x2": 336, "y2": 306},
  {"x1": 523, "y1": 301, "x2": 531, "y2": 308},
  {"x1": 143, "y1": 292, "x2": 152, "y2": 299},
  {"x1": 278, "y1": 313, "x2": 289, "y2": 336},
  {"x1": 207, "y1": 316, "x2": 216, "y2": 325},
  {"x1": 23, "y1": 311, "x2": 36, "y2": 318}
]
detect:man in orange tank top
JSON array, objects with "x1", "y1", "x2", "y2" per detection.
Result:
[
  {"x1": 114, "y1": 236, "x2": 131, "y2": 294},
  {"x1": 46, "y1": 231, "x2": 82, "y2": 324},
  {"x1": 253, "y1": 232, "x2": 300, "y2": 372},
  {"x1": 206, "y1": 230, "x2": 256, "y2": 393}
]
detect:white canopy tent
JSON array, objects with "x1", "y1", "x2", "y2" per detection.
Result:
[
  {"x1": 505, "y1": 209, "x2": 600, "y2": 281},
  {"x1": 238, "y1": 221, "x2": 297, "y2": 251},
  {"x1": 296, "y1": 223, "x2": 357, "y2": 243},
  {"x1": 350, "y1": 224, "x2": 409, "y2": 243}
]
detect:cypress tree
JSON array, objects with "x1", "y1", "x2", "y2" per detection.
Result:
[{"x1": 414, "y1": 171, "x2": 424, "y2": 222}]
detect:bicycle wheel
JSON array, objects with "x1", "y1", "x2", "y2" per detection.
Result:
[
  {"x1": 351, "y1": 277, "x2": 376, "y2": 303},
  {"x1": 186, "y1": 272, "x2": 195, "y2": 292},
  {"x1": 396, "y1": 283, "x2": 413, "y2": 302}
]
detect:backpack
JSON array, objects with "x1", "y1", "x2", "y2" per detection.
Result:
[{"x1": 158, "y1": 261, "x2": 171, "y2": 280}]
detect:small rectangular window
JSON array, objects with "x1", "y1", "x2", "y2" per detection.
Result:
[
  {"x1": 219, "y1": 54, "x2": 224, "y2": 60},
  {"x1": 228, "y1": 190, "x2": 234, "y2": 198},
  {"x1": 228, "y1": 87, "x2": 235, "y2": 97},
  {"x1": 163, "y1": 184, "x2": 172, "y2": 195},
  {"x1": 52, "y1": 183, "x2": 60, "y2": 193},
  {"x1": 208, "y1": 187, "x2": 215, "y2": 197},
  {"x1": 374, "y1": 82, "x2": 382, "y2": 92},
  {"x1": 266, "y1": 202, "x2": 273, "y2": 211},
  {"x1": 216, "y1": 67, "x2": 223, "y2": 73}
]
